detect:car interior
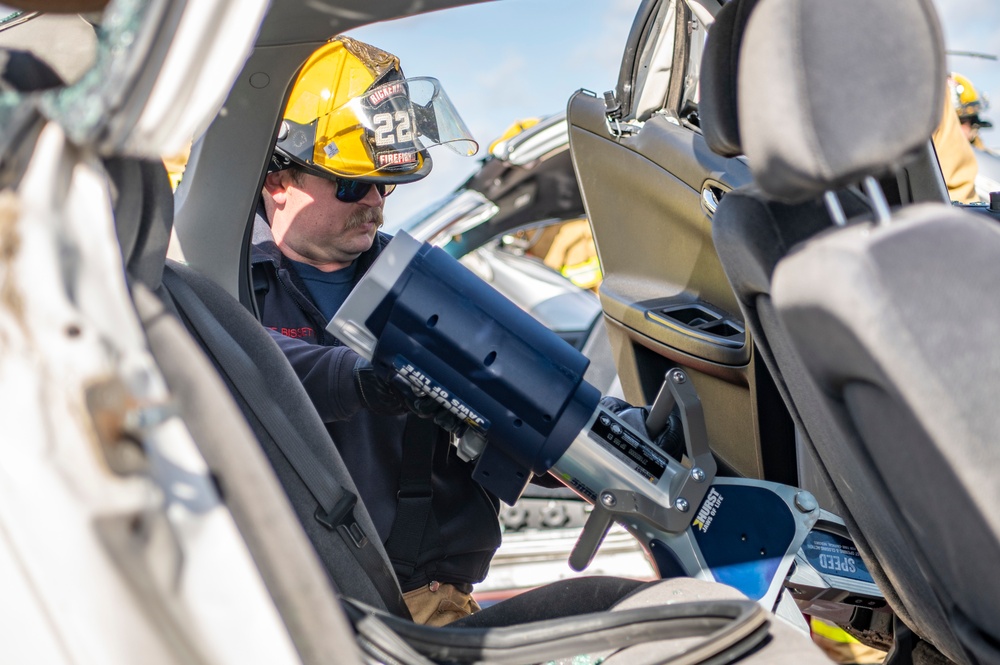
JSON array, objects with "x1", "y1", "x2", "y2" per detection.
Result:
[
  {"x1": 568, "y1": 0, "x2": 791, "y2": 490},
  {"x1": 102, "y1": 0, "x2": 837, "y2": 660},
  {"x1": 5, "y1": 0, "x2": 1000, "y2": 662},
  {"x1": 699, "y1": 26, "x2": 997, "y2": 653},
  {"x1": 701, "y1": 0, "x2": 963, "y2": 659},
  {"x1": 743, "y1": 0, "x2": 1000, "y2": 660}
]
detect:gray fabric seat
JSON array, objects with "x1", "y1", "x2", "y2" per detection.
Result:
[
  {"x1": 699, "y1": 0, "x2": 948, "y2": 655},
  {"x1": 716, "y1": 0, "x2": 997, "y2": 662},
  {"x1": 112, "y1": 157, "x2": 365, "y2": 663},
  {"x1": 702, "y1": 0, "x2": 870, "y2": 514},
  {"x1": 774, "y1": 211, "x2": 1000, "y2": 665}
]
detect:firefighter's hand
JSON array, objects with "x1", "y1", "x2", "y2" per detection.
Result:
[
  {"x1": 353, "y1": 357, "x2": 468, "y2": 436},
  {"x1": 399, "y1": 390, "x2": 468, "y2": 437},
  {"x1": 599, "y1": 395, "x2": 685, "y2": 461},
  {"x1": 353, "y1": 356, "x2": 409, "y2": 415}
]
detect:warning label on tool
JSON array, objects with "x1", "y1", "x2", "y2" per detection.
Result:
[
  {"x1": 801, "y1": 530, "x2": 874, "y2": 584},
  {"x1": 393, "y1": 357, "x2": 490, "y2": 433},
  {"x1": 590, "y1": 410, "x2": 667, "y2": 483}
]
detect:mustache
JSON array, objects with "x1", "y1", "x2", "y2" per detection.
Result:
[{"x1": 344, "y1": 206, "x2": 384, "y2": 231}]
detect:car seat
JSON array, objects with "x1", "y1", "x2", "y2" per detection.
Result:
[
  {"x1": 704, "y1": 0, "x2": 866, "y2": 507},
  {"x1": 709, "y1": 0, "x2": 992, "y2": 662},
  {"x1": 700, "y1": 15, "x2": 930, "y2": 659},
  {"x1": 699, "y1": 0, "x2": 908, "y2": 649}
]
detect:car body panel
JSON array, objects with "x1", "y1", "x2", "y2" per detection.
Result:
[{"x1": 459, "y1": 247, "x2": 601, "y2": 338}]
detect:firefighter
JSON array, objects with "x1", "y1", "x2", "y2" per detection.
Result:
[
  {"x1": 250, "y1": 35, "x2": 493, "y2": 626},
  {"x1": 951, "y1": 72, "x2": 993, "y2": 148}
]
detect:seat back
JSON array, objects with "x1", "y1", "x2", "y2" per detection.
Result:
[
  {"x1": 775, "y1": 209, "x2": 1000, "y2": 665},
  {"x1": 701, "y1": 0, "x2": 873, "y2": 516},
  {"x1": 105, "y1": 156, "x2": 372, "y2": 662},
  {"x1": 727, "y1": 0, "x2": 997, "y2": 661},
  {"x1": 118, "y1": 156, "x2": 409, "y2": 611},
  {"x1": 700, "y1": 3, "x2": 935, "y2": 649}
]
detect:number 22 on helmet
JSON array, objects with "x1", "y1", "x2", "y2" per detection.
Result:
[{"x1": 270, "y1": 35, "x2": 478, "y2": 187}]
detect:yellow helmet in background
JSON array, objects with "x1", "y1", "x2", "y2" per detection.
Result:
[
  {"x1": 950, "y1": 72, "x2": 993, "y2": 129},
  {"x1": 488, "y1": 117, "x2": 541, "y2": 155},
  {"x1": 271, "y1": 35, "x2": 478, "y2": 184}
]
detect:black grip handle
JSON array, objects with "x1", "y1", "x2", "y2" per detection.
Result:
[{"x1": 569, "y1": 502, "x2": 615, "y2": 572}]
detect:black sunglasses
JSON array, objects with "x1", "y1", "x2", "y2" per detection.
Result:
[
  {"x1": 280, "y1": 159, "x2": 397, "y2": 203},
  {"x1": 335, "y1": 178, "x2": 396, "y2": 203}
]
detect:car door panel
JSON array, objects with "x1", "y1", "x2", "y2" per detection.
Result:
[
  {"x1": 569, "y1": 87, "x2": 795, "y2": 483},
  {"x1": 569, "y1": 91, "x2": 750, "y2": 341}
]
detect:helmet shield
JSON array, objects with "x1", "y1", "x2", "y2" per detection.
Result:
[{"x1": 277, "y1": 76, "x2": 477, "y2": 182}]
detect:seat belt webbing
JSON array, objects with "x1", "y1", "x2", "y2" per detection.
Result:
[{"x1": 383, "y1": 415, "x2": 439, "y2": 581}]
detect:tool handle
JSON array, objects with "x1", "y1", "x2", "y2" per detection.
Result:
[
  {"x1": 645, "y1": 371, "x2": 677, "y2": 437},
  {"x1": 569, "y1": 503, "x2": 615, "y2": 572}
]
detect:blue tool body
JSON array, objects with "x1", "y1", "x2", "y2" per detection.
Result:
[{"x1": 354, "y1": 235, "x2": 600, "y2": 504}]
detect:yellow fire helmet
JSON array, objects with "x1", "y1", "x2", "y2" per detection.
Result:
[
  {"x1": 487, "y1": 117, "x2": 541, "y2": 155},
  {"x1": 951, "y1": 72, "x2": 993, "y2": 128},
  {"x1": 271, "y1": 35, "x2": 478, "y2": 184}
]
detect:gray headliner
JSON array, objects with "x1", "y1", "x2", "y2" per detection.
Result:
[{"x1": 172, "y1": 0, "x2": 494, "y2": 297}]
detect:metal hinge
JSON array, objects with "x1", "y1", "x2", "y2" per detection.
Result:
[{"x1": 603, "y1": 90, "x2": 640, "y2": 138}]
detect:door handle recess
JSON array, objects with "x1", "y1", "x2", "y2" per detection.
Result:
[{"x1": 702, "y1": 186, "x2": 721, "y2": 214}]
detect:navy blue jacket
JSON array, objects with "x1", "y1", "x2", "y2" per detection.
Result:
[{"x1": 251, "y1": 214, "x2": 501, "y2": 591}]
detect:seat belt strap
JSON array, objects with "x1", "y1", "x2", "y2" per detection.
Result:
[
  {"x1": 162, "y1": 266, "x2": 411, "y2": 619},
  {"x1": 383, "y1": 415, "x2": 439, "y2": 581},
  {"x1": 251, "y1": 262, "x2": 269, "y2": 318}
]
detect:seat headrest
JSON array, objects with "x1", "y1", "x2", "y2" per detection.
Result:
[
  {"x1": 738, "y1": 0, "x2": 945, "y2": 203},
  {"x1": 700, "y1": 0, "x2": 759, "y2": 158}
]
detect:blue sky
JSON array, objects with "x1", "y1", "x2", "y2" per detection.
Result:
[{"x1": 352, "y1": 0, "x2": 1000, "y2": 223}]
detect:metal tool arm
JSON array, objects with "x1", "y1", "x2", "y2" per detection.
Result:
[{"x1": 569, "y1": 368, "x2": 716, "y2": 571}]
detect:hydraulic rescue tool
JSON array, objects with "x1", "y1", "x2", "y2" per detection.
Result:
[{"x1": 330, "y1": 231, "x2": 887, "y2": 624}]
